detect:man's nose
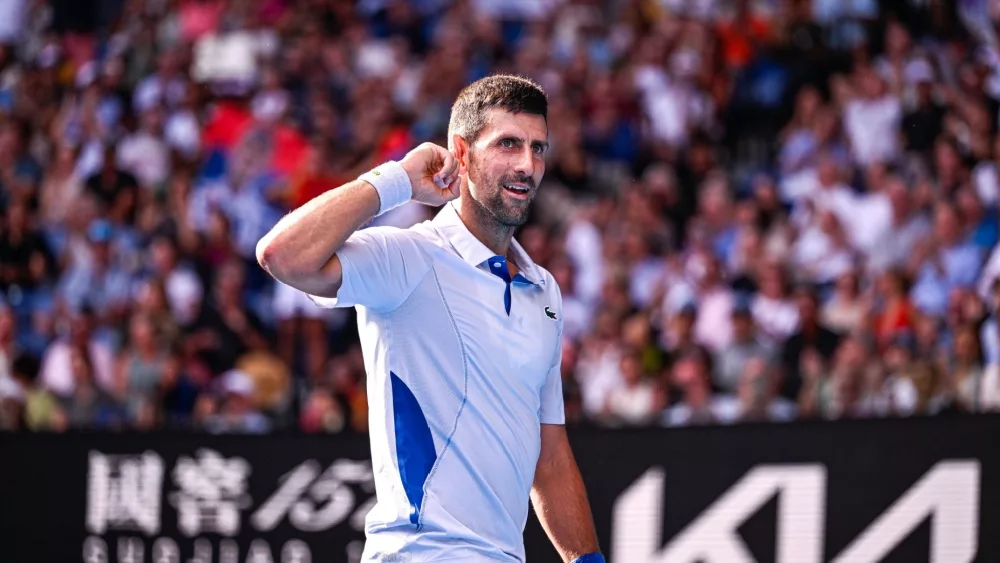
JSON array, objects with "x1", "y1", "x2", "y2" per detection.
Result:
[{"x1": 512, "y1": 146, "x2": 535, "y2": 178}]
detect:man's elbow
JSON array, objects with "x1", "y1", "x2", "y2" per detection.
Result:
[
  {"x1": 256, "y1": 235, "x2": 294, "y2": 279},
  {"x1": 256, "y1": 236, "x2": 275, "y2": 272}
]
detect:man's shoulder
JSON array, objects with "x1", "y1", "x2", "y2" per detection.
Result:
[
  {"x1": 379, "y1": 219, "x2": 446, "y2": 243},
  {"x1": 531, "y1": 261, "x2": 553, "y2": 281},
  {"x1": 347, "y1": 221, "x2": 450, "y2": 262},
  {"x1": 532, "y1": 263, "x2": 562, "y2": 296}
]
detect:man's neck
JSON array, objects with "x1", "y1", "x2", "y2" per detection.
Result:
[{"x1": 457, "y1": 197, "x2": 515, "y2": 258}]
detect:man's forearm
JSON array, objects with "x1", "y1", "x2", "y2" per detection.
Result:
[
  {"x1": 531, "y1": 451, "x2": 601, "y2": 562},
  {"x1": 256, "y1": 180, "x2": 379, "y2": 286}
]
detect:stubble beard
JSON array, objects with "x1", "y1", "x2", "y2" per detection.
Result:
[{"x1": 468, "y1": 150, "x2": 534, "y2": 231}]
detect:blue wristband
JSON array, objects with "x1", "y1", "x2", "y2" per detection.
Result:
[{"x1": 571, "y1": 554, "x2": 605, "y2": 563}]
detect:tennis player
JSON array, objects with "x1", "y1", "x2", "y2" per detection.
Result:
[{"x1": 257, "y1": 74, "x2": 603, "y2": 563}]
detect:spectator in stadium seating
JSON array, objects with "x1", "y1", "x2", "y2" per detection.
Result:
[
  {"x1": 235, "y1": 346, "x2": 292, "y2": 423},
  {"x1": 840, "y1": 64, "x2": 902, "y2": 167},
  {"x1": 902, "y1": 61, "x2": 945, "y2": 156},
  {"x1": 956, "y1": 186, "x2": 998, "y2": 254},
  {"x1": 909, "y1": 201, "x2": 983, "y2": 317},
  {"x1": 299, "y1": 386, "x2": 346, "y2": 433},
  {"x1": 10, "y1": 354, "x2": 63, "y2": 431},
  {"x1": 791, "y1": 207, "x2": 855, "y2": 286},
  {"x1": 117, "y1": 106, "x2": 171, "y2": 191},
  {"x1": 855, "y1": 353, "x2": 893, "y2": 418},
  {"x1": 144, "y1": 235, "x2": 203, "y2": 326},
  {"x1": 715, "y1": 356, "x2": 797, "y2": 423},
  {"x1": 116, "y1": 313, "x2": 173, "y2": 422},
  {"x1": 821, "y1": 270, "x2": 867, "y2": 335},
  {"x1": 203, "y1": 369, "x2": 271, "y2": 434},
  {"x1": 57, "y1": 219, "x2": 132, "y2": 327},
  {"x1": 800, "y1": 335, "x2": 883, "y2": 419},
  {"x1": 330, "y1": 344, "x2": 370, "y2": 433},
  {"x1": 602, "y1": 349, "x2": 661, "y2": 426},
  {"x1": 37, "y1": 142, "x2": 84, "y2": 230},
  {"x1": 872, "y1": 268, "x2": 916, "y2": 350},
  {"x1": 132, "y1": 276, "x2": 181, "y2": 350},
  {"x1": 575, "y1": 307, "x2": 626, "y2": 418},
  {"x1": 715, "y1": 0, "x2": 774, "y2": 71},
  {"x1": 183, "y1": 258, "x2": 267, "y2": 377},
  {"x1": 690, "y1": 252, "x2": 737, "y2": 353},
  {"x1": 723, "y1": 200, "x2": 763, "y2": 287},
  {"x1": 0, "y1": 200, "x2": 55, "y2": 302},
  {"x1": 914, "y1": 312, "x2": 951, "y2": 370},
  {"x1": 778, "y1": 86, "x2": 825, "y2": 177},
  {"x1": 884, "y1": 329, "x2": 950, "y2": 416},
  {"x1": 660, "y1": 301, "x2": 712, "y2": 373},
  {"x1": 973, "y1": 135, "x2": 1000, "y2": 208},
  {"x1": 59, "y1": 341, "x2": 128, "y2": 429},
  {"x1": 83, "y1": 144, "x2": 139, "y2": 218},
  {"x1": 948, "y1": 325, "x2": 1000, "y2": 413},
  {"x1": 0, "y1": 118, "x2": 41, "y2": 206},
  {"x1": 663, "y1": 349, "x2": 723, "y2": 426},
  {"x1": 273, "y1": 279, "x2": 330, "y2": 381},
  {"x1": 40, "y1": 307, "x2": 115, "y2": 398},
  {"x1": 780, "y1": 286, "x2": 842, "y2": 400},
  {"x1": 188, "y1": 133, "x2": 284, "y2": 261},
  {"x1": 751, "y1": 260, "x2": 800, "y2": 342},
  {"x1": 866, "y1": 175, "x2": 932, "y2": 274},
  {"x1": 715, "y1": 297, "x2": 775, "y2": 394},
  {"x1": 785, "y1": 151, "x2": 855, "y2": 227},
  {"x1": 195, "y1": 207, "x2": 238, "y2": 271}
]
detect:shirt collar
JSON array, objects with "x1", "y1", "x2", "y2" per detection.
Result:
[{"x1": 432, "y1": 201, "x2": 545, "y2": 286}]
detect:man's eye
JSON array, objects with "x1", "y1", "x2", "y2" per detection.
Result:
[
  {"x1": 532, "y1": 145, "x2": 544, "y2": 155},
  {"x1": 500, "y1": 139, "x2": 514, "y2": 148}
]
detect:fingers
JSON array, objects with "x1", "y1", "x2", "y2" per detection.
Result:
[
  {"x1": 444, "y1": 174, "x2": 461, "y2": 200},
  {"x1": 434, "y1": 152, "x2": 458, "y2": 185},
  {"x1": 432, "y1": 152, "x2": 459, "y2": 191}
]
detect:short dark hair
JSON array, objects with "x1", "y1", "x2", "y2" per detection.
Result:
[{"x1": 448, "y1": 74, "x2": 548, "y2": 148}]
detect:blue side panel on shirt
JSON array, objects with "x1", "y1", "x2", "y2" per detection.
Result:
[{"x1": 390, "y1": 371, "x2": 437, "y2": 525}]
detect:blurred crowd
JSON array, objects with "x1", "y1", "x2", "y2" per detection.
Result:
[{"x1": 2, "y1": 0, "x2": 1000, "y2": 433}]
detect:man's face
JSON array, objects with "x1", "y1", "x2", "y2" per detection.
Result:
[
  {"x1": 796, "y1": 292, "x2": 817, "y2": 323},
  {"x1": 934, "y1": 205, "x2": 959, "y2": 244},
  {"x1": 732, "y1": 313, "x2": 753, "y2": 340},
  {"x1": 462, "y1": 109, "x2": 548, "y2": 228}
]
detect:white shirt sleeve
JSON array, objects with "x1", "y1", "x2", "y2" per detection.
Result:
[
  {"x1": 539, "y1": 286, "x2": 566, "y2": 425},
  {"x1": 308, "y1": 226, "x2": 432, "y2": 313}
]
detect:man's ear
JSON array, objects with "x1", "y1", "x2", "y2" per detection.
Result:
[{"x1": 451, "y1": 133, "x2": 470, "y2": 173}]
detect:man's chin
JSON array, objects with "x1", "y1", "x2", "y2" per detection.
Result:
[
  {"x1": 497, "y1": 200, "x2": 532, "y2": 227},
  {"x1": 499, "y1": 214, "x2": 530, "y2": 228}
]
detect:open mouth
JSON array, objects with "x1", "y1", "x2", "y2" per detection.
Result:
[{"x1": 502, "y1": 182, "x2": 532, "y2": 197}]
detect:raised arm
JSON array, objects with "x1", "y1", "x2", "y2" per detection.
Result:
[{"x1": 255, "y1": 143, "x2": 460, "y2": 298}]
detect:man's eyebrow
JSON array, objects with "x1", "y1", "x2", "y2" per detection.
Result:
[{"x1": 494, "y1": 135, "x2": 548, "y2": 150}]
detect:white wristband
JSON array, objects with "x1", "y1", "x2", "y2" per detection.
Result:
[{"x1": 359, "y1": 160, "x2": 412, "y2": 216}]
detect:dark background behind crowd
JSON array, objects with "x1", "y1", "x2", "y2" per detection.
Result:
[{"x1": 2, "y1": 0, "x2": 1000, "y2": 434}]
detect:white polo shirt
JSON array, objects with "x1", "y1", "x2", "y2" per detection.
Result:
[{"x1": 310, "y1": 201, "x2": 565, "y2": 563}]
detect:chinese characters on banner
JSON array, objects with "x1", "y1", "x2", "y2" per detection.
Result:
[{"x1": 84, "y1": 449, "x2": 374, "y2": 563}]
